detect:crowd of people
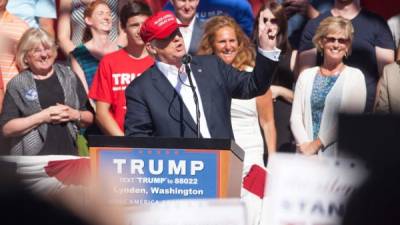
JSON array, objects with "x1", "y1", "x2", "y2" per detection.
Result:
[
  {"x1": 0, "y1": 0, "x2": 399, "y2": 225},
  {"x1": 0, "y1": 0, "x2": 399, "y2": 179},
  {"x1": 0, "y1": 0, "x2": 400, "y2": 165}
]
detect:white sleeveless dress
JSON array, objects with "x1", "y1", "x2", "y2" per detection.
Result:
[
  {"x1": 231, "y1": 97, "x2": 265, "y2": 225},
  {"x1": 231, "y1": 67, "x2": 266, "y2": 225},
  {"x1": 231, "y1": 66, "x2": 264, "y2": 176},
  {"x1": 231, "y1": 98, "x2": 264, "y2": 176}
]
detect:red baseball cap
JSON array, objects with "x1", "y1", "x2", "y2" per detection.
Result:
[{"x1": 140, "y1": 11, "x2": 186, "y2": 43}]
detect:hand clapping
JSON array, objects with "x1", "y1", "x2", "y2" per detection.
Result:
[{"x1": 43, "y1": 103, "x2": 79, "y2": 124}]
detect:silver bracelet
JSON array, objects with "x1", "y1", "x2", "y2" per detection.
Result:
[{"x1": 76, "y1": 111, "x2": 81, "y2": 125}]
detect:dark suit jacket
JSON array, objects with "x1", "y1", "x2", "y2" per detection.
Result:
[
  {"x1": 187, "y1": 17, "x2": 204, "y2": 55},
  {"x1": 125, "y1": 53, "x2": 277, "y2": 138}
]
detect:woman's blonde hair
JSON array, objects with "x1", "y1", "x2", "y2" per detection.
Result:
[
  {"x1": 312, "y1": 16, "x2": 354, "y2": 54},
  {"x1": 197, "y1": 15, "x2": 255, "y2": 70},
  {"x1": 16, "y1": 28, "x2": 57, "y2": 71}
]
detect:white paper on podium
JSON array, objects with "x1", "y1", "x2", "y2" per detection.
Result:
[
  {"x1": 125, "y1": 198, "x2": 246, "y2": 225},
  {"x1": 261, "y1": 153, "x2": 368, "y2": 225}
]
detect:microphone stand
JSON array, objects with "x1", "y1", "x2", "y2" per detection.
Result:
[{"x1": 182, "y1": 55, "x2": 201, "y2": 138}]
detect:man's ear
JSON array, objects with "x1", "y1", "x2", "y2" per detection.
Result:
[{"x1": 146, "y1": 42, "x2": 157, "y2": 55}]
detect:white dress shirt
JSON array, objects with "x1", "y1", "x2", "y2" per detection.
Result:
[
  {"x1": 156, "y1": 61, "x2": 212, "y2": 138},
  {"x1": 258, "y1": 47, "x2": 281, "y2": 62},
  {"x1": 177, "y1": 17, "x2": 196, "y2": 53}
]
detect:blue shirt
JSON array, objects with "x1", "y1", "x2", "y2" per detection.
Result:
[
  {"x1": 7, "y1": 0, "x2": 56, "y2": 28},
  {"x1": 164, "y1": 0, "x2": 254, "y2": 37},
  {"x1": 276, "y1": 0, "x2": 334, "y2": 49},
  {"x1": 311, "y1": 73, "x2": 338, "y2": 139}
]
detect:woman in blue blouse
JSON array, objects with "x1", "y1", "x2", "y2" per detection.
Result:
[{"x1": 290, "y1": 16, "x2": 366, "y2": 156}]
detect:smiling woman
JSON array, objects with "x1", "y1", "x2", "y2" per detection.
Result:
[
  {"x1": 70, "y1": 0, "x2": 119, "y2": 93},
  {"x1": 197, "y1": 15, "x2": 271, "y2": 176},
  {"x1": 197, "y1": 16, "x2": 254, "y2": 71},
  {"x1": 213, "y1": 26, "x2": 239, "y2": 65},
  {"x1": 0, "y1": 28, "x2": 94, "y2": 155},
  {"x1": 57, "y1": 0, "x2": 123, "y2": 57},
  {"x1": 290, "y1": 16, "x2": 367, "y2": 157},
  {"x1": 16, "y1": 32, "x2": 58, "y2": 78}
]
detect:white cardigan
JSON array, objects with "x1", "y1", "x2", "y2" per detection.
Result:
[{"x1": 290, "y1": 66, "x2": 367, "y2": 156}]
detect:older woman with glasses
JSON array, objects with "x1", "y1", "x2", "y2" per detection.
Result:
[
  {"x1": 290, "y1": 16, "x2": 366, "y2": 157},
  {"x1": 0, "y1": 28, "x2": 94, "y2": 155}
]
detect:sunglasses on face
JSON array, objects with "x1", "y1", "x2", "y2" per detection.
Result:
[
  {"x1": 263, "y1": 17, "x2": 278, "y2": 24},
  {"x1": 324, "y1": 36, "x2": 349, "y2": 44}
]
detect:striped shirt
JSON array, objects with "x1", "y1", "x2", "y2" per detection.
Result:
[
  {"x1": 0, "y1": 70, "x2": 3, "y2": 90},
  {"x1": 0, "y1": 11, "x2": 29, "y2": 89}
]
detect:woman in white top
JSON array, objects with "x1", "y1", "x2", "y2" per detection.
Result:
[{"x1": 290, "y1": 16, "x2": 366, "y2": 157}]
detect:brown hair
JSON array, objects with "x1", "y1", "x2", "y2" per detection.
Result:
[
  {"x1": 82, "y1": 0, "x2": 110, "y2": 43},
  {"x1": 252, "y1": 2, "x2": 291, "y2": 54},
  {"x1": 119, "y1": 0, "x2": 152, "y2": 29},
  {"x1": 197, "y1": 16, "x2": 255, "y2": 70}
]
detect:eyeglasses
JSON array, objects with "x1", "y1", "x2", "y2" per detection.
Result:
[
  {"x1": 29, "y1": 47, "x2": 54, "y2": 56},
  {"x1": 324, "y1": 36, "x2": 349, "y2": 44},
  {"x1": 263, "y1": 17, "x2": 278, "y2": 24}
]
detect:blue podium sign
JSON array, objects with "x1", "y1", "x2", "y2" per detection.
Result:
[{"x1": 93, "y1": 147, "x2": 220, "y2": 204}]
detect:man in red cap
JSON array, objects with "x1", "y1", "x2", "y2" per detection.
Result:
[{"x1": 125, "y1": 10, "x2": 280, "y2": 138}]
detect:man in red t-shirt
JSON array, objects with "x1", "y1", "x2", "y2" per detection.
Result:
[{"x1": 89, "y1": 1, "x2": 154, "y2": 136}]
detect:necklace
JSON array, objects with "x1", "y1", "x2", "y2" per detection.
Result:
[
  {"x1": 32, "y1": 73, "x2": 52, "y2": 80},
  {"x1": 32, "y1": 68, "x2": 54, "y2": 80}
]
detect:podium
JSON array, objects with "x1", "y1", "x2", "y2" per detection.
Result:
[{"x1": 89, "y1": 136, "x2": 244, "y2": 205}]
